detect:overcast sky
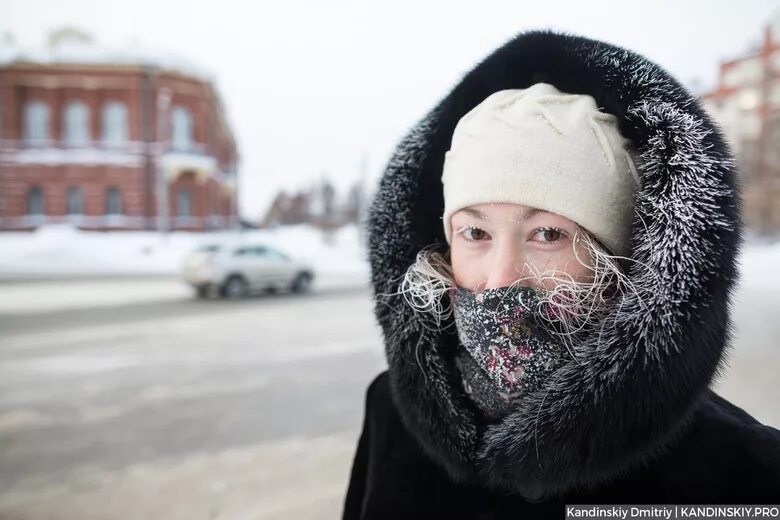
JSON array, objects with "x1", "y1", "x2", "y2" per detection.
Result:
[{"x1": 2, "y1": 0, "x2": 778, "y2": 220}]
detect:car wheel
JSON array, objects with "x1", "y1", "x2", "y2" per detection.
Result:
[
  {"x1": 222, "y1": 275, "x2": 249, "y2": 299},
  {"x1": 291, "y1": 272, "x2": 313, "y2": 293},
  {"x1": 195, "y1": 285, "x2": 210, "y2": 299}
]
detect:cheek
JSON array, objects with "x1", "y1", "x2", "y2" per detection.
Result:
[
  {"x1": 450, "y1": 245, "x2": 484, "y2": 289},
  {"x1": 525, "y1": 246, "x2": 594, "y2": 284},
  {"x1": 567, "y1": 240, "x2": 596, "y2": 282}
]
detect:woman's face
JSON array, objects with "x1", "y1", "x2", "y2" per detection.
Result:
[{"x1": 450, "y1": 203, "x2": 594, "y2": 292}]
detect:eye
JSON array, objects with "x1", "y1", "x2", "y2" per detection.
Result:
[
  {"x1": 531, "y1": 227, "x2": 568, "y2": 244},
  {"x1": 455, "y1": 225, "x2": 490, "y2": 242}
]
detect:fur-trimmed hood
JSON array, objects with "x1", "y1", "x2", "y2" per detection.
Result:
[{"x1": 366, "y1": 30, "x2": 742, "y2": 500}]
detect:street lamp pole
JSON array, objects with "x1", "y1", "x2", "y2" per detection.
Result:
[{"x1": 156, "y1": 87, "x2": 172, "y2": 237}]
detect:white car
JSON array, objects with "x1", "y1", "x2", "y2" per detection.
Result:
[{"x1": 181, "y1": 243, "x2": 315, "y2": 299}]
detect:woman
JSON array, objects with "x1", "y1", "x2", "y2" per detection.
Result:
[{"x1": 342, "y1": 30, "x2": 780, "y2": 519}]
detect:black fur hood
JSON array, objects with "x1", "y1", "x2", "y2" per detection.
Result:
[{"x1": 366, "y1": 30, "x2": 743, "y2": 500}]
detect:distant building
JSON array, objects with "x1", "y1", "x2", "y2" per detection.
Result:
[
  {"x1": 701, "y1": 10, "x2": 780, "y2": 234},
  {"x1": 259, "y1": 177, "x2": 364, "y2": 231},
  {"x1": 0, "y1": 29, "x2": 239, "y2": 231}
]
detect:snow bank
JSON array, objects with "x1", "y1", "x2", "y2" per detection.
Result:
[
  {"x1": 0, "y1": 224, "x2": 369, "y2": 279},
  {"x1": 736, "y1": 236, "x2": 780, "y2": 290}
]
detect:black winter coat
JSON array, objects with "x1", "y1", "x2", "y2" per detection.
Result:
[{"x1": 342, "y1": 30, "x2": 780, "y2": 519}]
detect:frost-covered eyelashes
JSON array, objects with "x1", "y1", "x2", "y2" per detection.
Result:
[{"x1": 454, "y1": 224, "x2": 570, "y2": 246}]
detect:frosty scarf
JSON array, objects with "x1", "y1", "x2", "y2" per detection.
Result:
[{"x1": 449, "y1": 284, "x2": 568, "y2": 420}]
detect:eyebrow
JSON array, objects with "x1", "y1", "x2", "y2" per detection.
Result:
[{"x1": 458, "y1": 207, "x2": 546, "y2": 221}]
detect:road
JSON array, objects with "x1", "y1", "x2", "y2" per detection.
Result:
[
  {"x1": 0, "y1": 276, "x2": 387, "y2": 520},
  {"x1": 0, "y1": 276, "x2": 777, "y2": 519}
]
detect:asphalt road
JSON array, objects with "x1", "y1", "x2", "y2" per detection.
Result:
[
  {"x1": 0, "y1": 276, "x2": 777, "y2": 519},
  {"x1": 0, "y1": 278, "x2": 387, "y2": 519}
]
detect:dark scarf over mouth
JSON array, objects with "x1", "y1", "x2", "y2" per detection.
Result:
[{"x1": 450, "y1": 284, "x2": 572, "y2": 421}]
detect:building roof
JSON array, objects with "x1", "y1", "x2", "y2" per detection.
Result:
[{"x1": 0, "y1": 28, "x2": 215, "y2": 82}]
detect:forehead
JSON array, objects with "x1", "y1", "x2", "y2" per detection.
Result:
[{"x1": 453, "y1": 204, "x2": 548, "y2": 220}]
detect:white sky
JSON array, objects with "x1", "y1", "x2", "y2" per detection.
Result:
[{"x1": 2, "y1": 0, "x2": 778, "y2": 221}]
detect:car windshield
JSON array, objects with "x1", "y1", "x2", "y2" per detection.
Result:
[
  {"x1": 230, "y1": 245, "x2": 291, "y2": 260},
  {"x1": 265, "y1": 248, "x2": 290, "y2": 261}
]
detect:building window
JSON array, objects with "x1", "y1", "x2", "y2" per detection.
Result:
[
  {"x1": 23, "y1": 101, "x2": 50, "y2": 143},
  {"x1": 105, "y1": 187, "x2": 122, "y2": 215},
  {"x1": 26, "y1": 186, "x2": 44, "y2": 215},
  {"x1": 67, "y1": 187, "x2": 84, "y2": 215},
  {"x1": 102, "y1": 101, "x2": 128, "y2": 147},
  {"x1": 177, "y1": 189, "x2": 191, "y2": 217},
  {"x1": 63, "y1": 101, "x2": 90, "y2": 146},
  {"x1": 171, "y1": 106, "x2": 193, "y2": 151}
]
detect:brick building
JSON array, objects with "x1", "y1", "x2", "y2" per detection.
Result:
[
  {"x1": 701, "y1": 10, "x2": 780, "y2": 234},
  {"x1": 0, "y1": 29, "x2": 239, "y2": 232}
]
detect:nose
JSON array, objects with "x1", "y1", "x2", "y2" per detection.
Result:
[{"x1": 482, "y1": 242, "x2": 532, "y2": 290}]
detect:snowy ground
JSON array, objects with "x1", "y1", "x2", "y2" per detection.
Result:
[{"x1": 0, "y1": 223, "x2": 369, "y2": 279}]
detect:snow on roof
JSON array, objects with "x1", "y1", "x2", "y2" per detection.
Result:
[{"x1": 0, "y1": 30, "x2": 215, "y2": 82}]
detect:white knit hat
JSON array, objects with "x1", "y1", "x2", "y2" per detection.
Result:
[{"x1": 441, "y1": 82, "x2": 639, "y2": 257}]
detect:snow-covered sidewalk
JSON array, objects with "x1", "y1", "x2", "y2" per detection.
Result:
[
  {"x1": 0, "y1": 223, "x2": 370, "y2": 315},
  {"x1": 0, "y1": 223, "x2": 369, "y2": 279}
]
